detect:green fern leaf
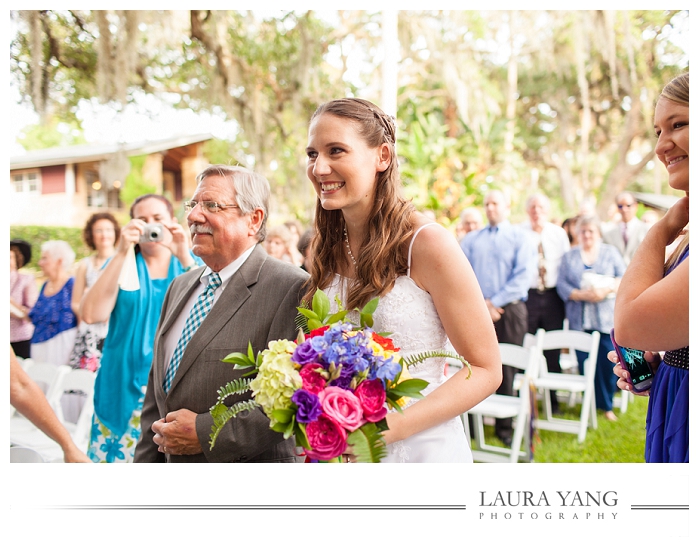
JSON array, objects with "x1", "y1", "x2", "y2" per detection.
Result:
[
  {"x1": 209, "y1": 399, "x2": 259, "y2": 449},
  {"x1": 403, "y1": 350, "x2": 472, "y2": 379},
  {"x1": 347, "y1": 422, "x2": 387, "y2": 463},
  {"x1": 214, "y1": 378, "x2": 252, "y2": 405}
]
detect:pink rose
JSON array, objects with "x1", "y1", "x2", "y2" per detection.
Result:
[
  {"x1": 319, "y1": 386, "x2": 365, "y2": 432},
  {"x1": 299, "y1": 364, "x2": 326, "y2": 394},
  {"x1": 305, "y1": 414, "x2": 347, "y2": 460},
  {"x1": 354, "y1": 379, "x2": 388, "y2": 422}
]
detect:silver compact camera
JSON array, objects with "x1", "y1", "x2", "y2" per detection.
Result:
[{"x1": 139, "y1": 223, "x2": 165, "y2": 243}]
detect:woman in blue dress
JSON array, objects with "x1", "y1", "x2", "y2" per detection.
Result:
[
  {"x1": 612, "y1": 72, "x2": 689, "y2": 463},
  {"x1": 80, "y1": 194, "x2": 200, "y2": 463}
]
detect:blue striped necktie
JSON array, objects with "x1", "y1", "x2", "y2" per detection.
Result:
[{"x1": 163, "y1": 272, "x2": 222, "y2": 393}]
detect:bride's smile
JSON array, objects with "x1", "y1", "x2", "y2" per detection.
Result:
[{"x1": 306, "y1": 112, "x2": 389, "y2": 213}]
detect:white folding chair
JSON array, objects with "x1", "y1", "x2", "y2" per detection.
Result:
[
  {"x1": 10, "y1": 446, "x2": 46, "y2": 463},
  {"x1": 531, "y1": 328, "x2": 600, "y2": 442},
  {"x1": 10, "y1": 368, "x2": 96, "y2": 459},
  {"x1": 10, "y1": 363, "x2": 71, "y2": 423},
  {"x1": 463, "y1": 343, "x2": 540, "y2": 463}
]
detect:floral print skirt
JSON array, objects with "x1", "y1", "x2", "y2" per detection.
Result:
[{"x1": 86, "y1": 400, "x2": 143, "y2": 463}]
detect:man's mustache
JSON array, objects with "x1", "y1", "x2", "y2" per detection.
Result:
[{"x1": 190, "y1": 224, "x2": 213, "y2": 236}]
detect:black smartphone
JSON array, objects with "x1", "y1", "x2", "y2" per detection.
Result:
[{"x1": 610, "y1": 328, "x2": 654, "y2": 392}]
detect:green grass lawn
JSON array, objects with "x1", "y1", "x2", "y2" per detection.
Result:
[{"x1": 475, "y1": 391, "x2": 649, "y2": 463}]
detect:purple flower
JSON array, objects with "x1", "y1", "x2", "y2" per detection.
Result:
[
  {"x1": 329, "y1": 362, "x2": 357, "y2": 390},
  {"x1": 292, "y1": 340, "x2": 320, "y2": 365},
  {"x1": 292, "y1": 389, "x2": 322, "y2": 423},
  {"x1": 371, "y1": 356, "x2": 402, "y2": 386}
]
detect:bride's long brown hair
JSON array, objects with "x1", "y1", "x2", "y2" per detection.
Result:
[{"x1": 302, "y1": 98, "x2": 415, "y2": 310}]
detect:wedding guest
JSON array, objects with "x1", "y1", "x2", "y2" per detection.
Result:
[
  {"x1": 455, "y1": 207, "x2": 484, "y2": 243},
  {"x1": 602, "y1": 192, "x2": 650, "y2": 266},
  {"x1": 68, "y1": 212, "x2": 120, "y2": 372},
  {"x1": 556, "y1": 215, "x2": 626, "y2": 421},
  {"x1": 10, "y1": 346, "x2": 91, "y2": 463},
  {"x1": 80, "y1": 194, "x2": 199, "y2": 463},
  {"x1": 562, "y1": 216, "x2": 579, "y2": 246},
  {"x1": 461, "y1": 189, "x2": 536, "y2": 447},
  {"x1": 28, "y1": 240, "x2": 78, "y2": 365},
  {"x1": 304, "y1": 98, "x2": 501, "y2": 462},
  {"x1": 264, "y1": 224, "x2": 296, "y2": 264},
  {"x1": 134, "y1": 165, "x2": 308, "y2": 463},
  {"x1": 297, "y1": 228, "x2": 315, "y2": 272},
  {"x1": 520, "y1": 193, "x2": 570, "y2": 413},
  {"x1": 611, "y1": 72, "x2": 689, "y2": 463},
  {"x1": 284, "y1": 219, "x2": 306, "y2": 266},
  {"x1": 10, "y1": 239, "x2": 38, "y2": 359}
]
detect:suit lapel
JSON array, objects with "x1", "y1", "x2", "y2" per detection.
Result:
[{"x1": 167, "y1": 246, "x2": 267, "y2": 392}]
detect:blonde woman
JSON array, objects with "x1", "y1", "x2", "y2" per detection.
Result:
[{"x1": 612, "y1": 72, "x2": 689, "y2": 463}]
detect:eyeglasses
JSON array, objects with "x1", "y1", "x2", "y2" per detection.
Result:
[
  {"x1": 184, "y1": 201, "x2": 240, "y2": 213},
  {"x1": 617, "y1": 204, "x2": 634, "y2": 209}
]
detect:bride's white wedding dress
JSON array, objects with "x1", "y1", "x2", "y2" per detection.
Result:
[{"x1": 324, "y1": 223, "x2": 473, "y2": 463}]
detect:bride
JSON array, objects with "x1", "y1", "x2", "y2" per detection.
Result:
[{"x1": 303, "y1": 98, "x2": 501, "y2": 462}]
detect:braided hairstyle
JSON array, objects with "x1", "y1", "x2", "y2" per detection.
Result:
[{"x1": 303, "y1": 98, "x2": 415, "y2": 310}]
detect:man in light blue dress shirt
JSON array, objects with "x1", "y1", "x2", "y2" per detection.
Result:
[{"x1": 460, "y1": 189, "x2": 537, "y2": 445}]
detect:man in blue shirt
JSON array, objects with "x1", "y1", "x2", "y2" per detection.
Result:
[{"x1": 461, "y1": 189, "x2": 537, "y2": 446}]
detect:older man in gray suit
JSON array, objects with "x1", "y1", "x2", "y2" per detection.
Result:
[{"x1": 134, "y1": 165, "x2": 308, "y2": 463}]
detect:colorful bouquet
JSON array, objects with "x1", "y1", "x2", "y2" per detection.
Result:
[{"x1": 209, "y1": 290, "x2": 471, "y2": 462}]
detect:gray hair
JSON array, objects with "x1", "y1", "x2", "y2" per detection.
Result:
[
  {"x1": 41, "y1": 240, "x2": 75, "y2": 272},
  {"x1": 525, "y1": 193, "x2": 551, "y2": 211},
  {"x1": 575, "y1": 215, "x2": 603, "y2": 236},
  {"x1": 460, "y1": 207, "x2": 483, "y2": 222},
  {"x1": 195, "y1": 164, "x2": 271, "y2": 242}
]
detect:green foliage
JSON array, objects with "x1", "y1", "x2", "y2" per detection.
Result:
[
  {"x1": 347, "y1": 422, "x2": 388, "y2": 463},
  {"x1": 120, "y1": 155, "x2": 157, "y2": 210},
  {"x1": 17, "y1": 118, "x2": 87, "y2": 151},
  {"x1": 10, "y1": 225, "x2": 89, "y2": 271},
  {"x1": 403, "y1": 350, "x2": 472, "y2": 379},
  {"x1": 209, "y1": 376, "x2": 257, "y2": 448}
]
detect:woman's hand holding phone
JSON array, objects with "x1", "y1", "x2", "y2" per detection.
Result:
[{"x1": 608, "y1": 350, "x2": 659, "y2": 397}]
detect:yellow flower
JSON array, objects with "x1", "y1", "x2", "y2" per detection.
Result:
[{"x1": 394, "y1": 363, "x2": 413, "y2": 408}]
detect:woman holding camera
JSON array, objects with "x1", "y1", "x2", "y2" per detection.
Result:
[
  {"x1": 80, "y1": 194, "x2": 199, "y2": 463},
  {"x1": 611, "y1": 73, "x2": 689, "y2": 463}
]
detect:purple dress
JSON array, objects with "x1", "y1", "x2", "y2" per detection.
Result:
[{"x1": 645, "y1": 246, "x2": 689, "y2": 463}]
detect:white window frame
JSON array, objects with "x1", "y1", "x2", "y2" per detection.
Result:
[{"x1": 11, "y1": 170, "x2": 42, "y2": 194}]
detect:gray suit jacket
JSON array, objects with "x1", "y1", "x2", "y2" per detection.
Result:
[
  {"x1": 602, "y1": 217, "x2": 649, "y2": 266},
  {"x1": 134, "y1": 245, "x2": 309, "y2": 463}
]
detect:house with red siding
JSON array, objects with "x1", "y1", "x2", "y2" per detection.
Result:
[{"x1": 10, "y1": 133, "x2": 213, "y2": 227}]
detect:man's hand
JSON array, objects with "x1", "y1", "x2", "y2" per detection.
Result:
[
  {"x1": 151, "y1": 409, "x2": 202, "y2": 456},
  {"x1": 485, "y1": 299, "x2": 504, "y2": 323}
]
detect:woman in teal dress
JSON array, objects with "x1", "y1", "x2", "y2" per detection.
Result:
[
  {"x1": 612, "y1": 72, "x2": 689, "y2": 463},
  {"x1": 80, "y1": 194, "x2": 200, "y2": 463}
]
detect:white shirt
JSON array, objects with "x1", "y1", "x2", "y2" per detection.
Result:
[
  {"x1": 162, "y1": 244, "x2": 257, "y2": 373},
  {"x1": 520, "y1": 220, "x2": 571, "y2": 289}
]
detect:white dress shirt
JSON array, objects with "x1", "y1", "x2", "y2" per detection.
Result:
[{"x1": 520, "y1": 220, "x2": 571, "y2": 289}]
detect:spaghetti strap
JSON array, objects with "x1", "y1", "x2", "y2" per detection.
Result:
[{"x1": 407, "y1": 222, "x2": 439, "y2": 278}]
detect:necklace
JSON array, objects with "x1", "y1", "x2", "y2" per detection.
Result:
[{"x1": 343, "y1": 227, "x2": 357, "y2": 266}]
